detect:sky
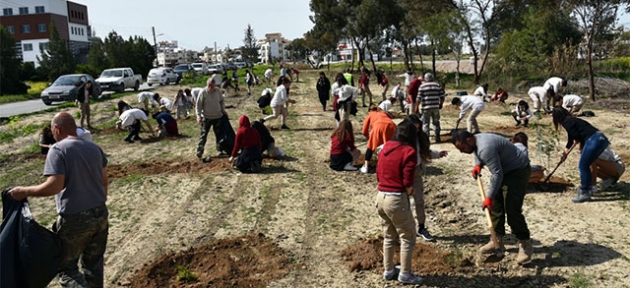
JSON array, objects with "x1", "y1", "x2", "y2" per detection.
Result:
[{"x1": 83, "y1": 0, "x2": 315, "y2": 51}]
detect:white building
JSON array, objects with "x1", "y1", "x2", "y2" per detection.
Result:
[{"x1": 257, "y1": 33, "x2": 290, "y2": 64}]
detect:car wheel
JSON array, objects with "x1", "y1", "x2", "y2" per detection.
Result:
[
  {"x1": 43, "y1": 100, "x2": 52, "y2": 105},
  {"x1": 134, "y1": 81, "x2": 140, "y2": 91},
  {"x1": 118, "y1": 84, "x2": 125, "y2": 94},
  {"x1": 148, "y1": 83, "x2": 153, "y2": 87},
  {"x1": 165, "y1": 79, "x2": 169, "y2": 85}
]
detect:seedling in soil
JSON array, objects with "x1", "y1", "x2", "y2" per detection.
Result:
[{"x1": 176, "y1": 265, "x2": 198, "y2": 282}]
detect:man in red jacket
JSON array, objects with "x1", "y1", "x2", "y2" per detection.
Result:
[{"x1": 407, "y1": 76, "x2": 422, "y2": 115}]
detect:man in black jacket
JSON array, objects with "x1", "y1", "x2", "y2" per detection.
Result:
[{"x1": 76, "y1": 81, "x2": 94, "y2": 129}]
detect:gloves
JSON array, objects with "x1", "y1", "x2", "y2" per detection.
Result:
[
  {"x1": 482, "y1": 197, "x2": 493, "y2": 211},
  {"x1": 471, "y1": 165, "x2": 482, "y2": 179}
]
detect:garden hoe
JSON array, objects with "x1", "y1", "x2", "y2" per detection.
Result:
[
  {"x1": 538, "y1": 143, "x2": 576, "y2": 191},
  {"x1": 477, "y1": 177, "x2": 504, "y2": 262}
]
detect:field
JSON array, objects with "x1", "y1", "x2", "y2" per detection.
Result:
[{"x1": 1, "y1": 70, "x2": 629, "y2": 288}]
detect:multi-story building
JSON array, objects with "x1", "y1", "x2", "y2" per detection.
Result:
[
  {"x1": 257, "y1": 33, "x2": 290, "y2": 64},
  {"x1": 0, "y1": 0, "x2": 91, "y2": 67}
]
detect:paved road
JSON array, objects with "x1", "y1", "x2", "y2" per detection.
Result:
[{"x1": 0, "y1": 83, "x2": 153, "y2": 118}]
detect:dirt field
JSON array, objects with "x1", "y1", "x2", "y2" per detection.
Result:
[{"x1": 1, "y1": 70, "x2": 629, "y2": 288}]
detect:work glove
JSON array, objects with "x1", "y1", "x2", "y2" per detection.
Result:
[
  {"x1": 471, "y1": 165, "x2": 482, "y2": 179},
  {"x1": 482, "y1": 197, "x2": 493, "y2": 211}
]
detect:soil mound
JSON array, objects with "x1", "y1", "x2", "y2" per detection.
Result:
[
  {"x1": 129, "y1": 233, "x2": 291, "y2": 288},
  {"x1": 107, "y1": 159, "x2": 234, "y2": 179}
]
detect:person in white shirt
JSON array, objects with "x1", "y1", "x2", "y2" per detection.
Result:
[
  {"x1": 137, "y1": 92, "x2": 157, "y2": 111},
  {"x1": 173, "y1": 89, "x2": 190, "y2": 119},
  {"x1": 190, "y1": 87, "x2": 204, "y2": 105},
  {"x1": 527, "y1": 86, "x2": 553, "y2": 113},
  {"x1": 337, "y1": 77, "x2": 359, "y2": 122},
  {"x1": 451, "y1": 96, "x2": 485, "y2": 133},
  {"x1": 554, "y1": 94, "x2": 584, "y2": 115},
  {"x1": 261, "y1": 77, "x2": 295, "y2": 129},
  {"x1": 391, "y1": 82, "x2": 406, "y2": 112},
  {"x1": 117, "y1": 108, "x2": 156, "y2": 143},
  {"x1": 512, "y1": 100, "x2": 533, "y2": 127},
  {"x1": 473, "y1": 83, "x2": 489, "y2": 102},
  {"x1": 264, "y1": 68, "x2": 273, "y2": 84},
  {"x1": 543, "y1": 77, "x2": 567, "y2": 95},
  {"x1": 397, "y1": 70, "x2": 415, "y2": 87},
  {"x1": 153, "y1": 94, "x2": 173, "y2": 112}
]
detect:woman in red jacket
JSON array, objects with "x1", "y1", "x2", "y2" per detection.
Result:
[
  {"x1": 329, "y1": 120, "x2": 361, "y2": 171},
  {"x1": 230, "y1": 115, "x2": 263, "y2": 173},
  {"x1": 376, "y1": 120, "x2": 424, "y2": 285}
]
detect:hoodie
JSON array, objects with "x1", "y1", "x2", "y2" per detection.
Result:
[
  {"x1": 376, "y1": 140, "x2": 417, "y2": 192},
  {"x1": 231, "y1": 115, "x2": 261, "y2": 157}
]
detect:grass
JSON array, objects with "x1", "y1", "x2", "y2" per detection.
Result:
[
  {"x1": 176, "y1": 265, "x2": 198, "y2": 282},
  {"x1": 569, "y1": 270, "x2": 592, "y2": 288},
  {"x1": 0, "y1": 81, "x2": 48, "y2": 104}
]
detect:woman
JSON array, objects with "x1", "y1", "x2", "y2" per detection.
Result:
[
  {"x1": 553, "y1": 107, "x2": 610, "y2": 203},
  {"x1": 360, "y1": 104, "x2": 396, "y2": 173},
  {"x1": 331, "y1": 73, "x2": 344, "y2": 118},
  {"x1": 375, "y1": 121, "x2": 424, "y2": 285},
  {"x1": 245, "y1": 70, "x2": 254, "y2": 96},
  {"x1": 316, "y1": 71, "x2": 331, "y2": 111},
  {"x1": 512, "y1": 100, "x2": 533, "y2": 127},
  {"x1": 261, "y1": 77, "x2": 295, "y2": 130},
  {"x1": 337, "y1": 77, "x2": 358, "y2": 123},
  {"x1": 329, "y1": 120, "x2": 361, "y2": 171},
  {"x1": 76, "y1": 80, "x2": 94, "y2": 129},
  {"x1": 229, "y1": 115, "x2": 263, "y2": 173}
]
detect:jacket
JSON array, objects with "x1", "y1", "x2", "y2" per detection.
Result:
[
  {"x1": 232, "y1": 116, "x2": 261, "y2": 157},
  {"x1": 376, "y1": 140, "x2": 417, "y2": 192}
]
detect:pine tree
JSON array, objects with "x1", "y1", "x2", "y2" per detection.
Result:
[
  {"x1": 37, "y1": 21, "x2": 76, "y2": 81},
  {"x1": 0, "y1": 25, "x2": 27, "y2": 95}
]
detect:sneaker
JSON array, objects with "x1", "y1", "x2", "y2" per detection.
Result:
[
  {"x1": 281, "y1": 125, "x2": 291, "y2": 130},
  {"x1": 383, "y1": 266, "x2": 400, "y2": 281},
  {"x1": 398, "y1": 272, "x2": 424, "y2": 285},
  {"x1": 202, "y1": 156, "x2": 212, "y2": 163},
  {"x1": 359, "y1": 165, "x2": 368, "y2": 173},
  {"x1": 600, "y1": 178, "x2": 617, "y2": 191},
  {"x1": 343, "y1": 163, "x2": 358, "y2": 171},
  {"x1": 124, "y1": 138, "x2": 134, "y2": 143},
  {"x1": 571, "y1": 187, "x2": 592, "y2": 203},
  {"x1": 417, "y1": 228, "x2": 435, "y2": 242}
]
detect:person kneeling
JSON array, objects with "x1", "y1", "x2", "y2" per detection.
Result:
[
  {"x1": 229, "y1": 115, "x2": 263, "y2": 173},
  {"x1": 152, "y1": 111, "x2": 179, "y2": 137},
  {"x1": 330, "y1": 120, "x2": 361, "y2": 171},
  {"x1": 592, "y1": 146, "x2": 625, "y2": 191}
]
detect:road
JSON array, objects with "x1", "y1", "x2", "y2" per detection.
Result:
[{"x1": 0, "y1": 83, "x2": 153, "y2": 118}]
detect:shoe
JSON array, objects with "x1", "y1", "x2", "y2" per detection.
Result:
[
  {"x1": 133, "y1": 136, "x2": 142, "y2": 141},
  {"x1": 479, "y1": 236, "x2": 505, "y2": 255},
  {"x1": 516, "y1": 239, "x2": 533, "y2": 265},
  {"x1": 398, "y1": 272, "x2": 424, "y2": 285},
  {"x1": 343, "y1": 163, "x2": 358, "y2": 171},
  {"x1": 383, "y1": 266, "x2": 400, "y2": 281},
  {"x1": 259, "y1": 118, "x2": 266, "y2": 124},
  {"x1": 571, "y1": 187, "x2": 592, "y2": 203},
  {"x1": 202, "y1": 156, "x2": 212, "y2": 163},
  {"x1": 359, "y1": 165, "x2": 368, "y2": 173},
  {"x1": 600, "y1": 178, "x2": 617, "y2": 191},
  {"x1": 515, "y1": 123, "x2": 521, "y2": 127},
  {"x1": 217, "y1": 151, "x2": 228, "y2": 157},
  {"x1": 124, "y1": 138, "x2": 134, "y2": 143},
  {"x1": 417, "y1": 228, "x2": 435, "y2": 242},
  {"x1": 281, "y1": 125, "x2": 290, "y2": 130}
]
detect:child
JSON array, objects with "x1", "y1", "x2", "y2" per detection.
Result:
[
  {"x1": 511, "y1": 132, "x2": 546, "y2": 183},
  {"x1": 229, "y1": 115, "x2": 263, "y2": 173},
  {"x1": 152, "y1": 111, "x2": 179, "y2": 137},
  {"x1": 329, "y1": 120, "x2": 361, "y2": 171},
  {"x1": 173, "y1": 89, "x2": 190, "y2": 119},
  {"x1": 360, "y1": 104, "x2": 396, "y2": 173},
  {"x1": 512, "y1": 100, "x2": 533, "y2": 127},
  {"x1": 257, "y1": 88, "x2": 273, "y2": 114},
  {"x1": 492, "y1": 87, "x2": 508, "y2": 103}
]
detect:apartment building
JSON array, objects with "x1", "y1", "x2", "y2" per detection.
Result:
[{"x1": 257, "y1": 33, "x2": 290, "y2": 64}]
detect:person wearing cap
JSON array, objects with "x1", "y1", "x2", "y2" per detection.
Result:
[{"x1": 415, "y1": 73, "x2": 446, "y2": 143}]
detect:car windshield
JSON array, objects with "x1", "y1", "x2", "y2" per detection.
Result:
[
  {"x1": 101, "y1": 70, "x2": 123, "y2": 77},
  {"x1": 52, "y1": 75, "x2": 81, "y2": 86},
  {"x1": 149, "y1": 69, "x2": 163, "y2": 75},
  {"x1": 192, "y1": 64, "x2": 202, "y2": 68},
  {"x1": 174, "y1": 65, "x2": 188, "y2": 70}
]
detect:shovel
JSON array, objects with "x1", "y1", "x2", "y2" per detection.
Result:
[
  {"x1": 477, "y1": 177, "x2": 503, "y2": 259},
  {"x1": 539, "y1": 143, "x2": 576, "y2": 191}
]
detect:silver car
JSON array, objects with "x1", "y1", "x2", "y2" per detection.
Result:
[
  {"x1": 40, "y1": 74, "x2": 101, "y2": 105},
  {"x1": 147, "y1": 67, "x2": 179, "y2": 86}
]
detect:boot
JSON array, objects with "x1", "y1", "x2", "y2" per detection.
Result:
[
  {"x1": 517, "y1": 239, "x2": 533, "y2": 265},
  {"x1": 479, "y1": 236, "x2": 504, "y2": 255},
  {"x1": 571, "y1": 187, "x2": 592, "y2": 203}
]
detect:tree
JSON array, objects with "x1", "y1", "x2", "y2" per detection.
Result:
[
  {"x1": 0, "y1": 26, "x2": 28, "y2": 95},
  {"x1": 242, "y1": 24, "x2": 259, "y2": 64},
  {"x1": 103, "y1": 31, "x2": 129, "y2": 68},
  {"x1": 37, "y1": 21, "x2": 76, "y2": 81},
  {"x1": 286, "y1": 38, "x2": 309, "y2": 62},
  {"x1": 87, "y1": 37, "x2": 108, "y2": 74}
]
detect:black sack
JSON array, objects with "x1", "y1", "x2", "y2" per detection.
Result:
[
  {"x1": 215, "y1": 114, "x2": 235, "y2": 154},
  {"x1": 1, "y1": 188, "x2": 63, "y2": 288},
  {"x1": 580, "y1": 110, "x2": 595, "y2": 117}
]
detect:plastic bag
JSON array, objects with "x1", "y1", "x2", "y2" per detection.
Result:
[{"x1": 1, "y1": 188, "x2": 62, "y2": 288}]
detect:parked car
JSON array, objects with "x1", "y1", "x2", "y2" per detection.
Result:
[
  {"x1": 191, "y1": 63, "x2": 208, "y2": 75},
  {"x1": 173, "y1": 64, "x2": 194, "y2": 79},
  {"x1": 95, "y1": 67, "x2": 142, "y2": 93},
  {"x1": 223, "y1": 62, "x2": 237, "y2": 71},
  {"x1": 207, "y1": 64, "x2": 224, "y2": 74},
  {"x1": 40, "y1": 74, "x2": 101, "y2": 105},
  {"x1": 234, "y1": 61, "x2": 247, "y2": 69},
  {"x1": 147, "y1": 67, "x2": 179, "y2": 86}
]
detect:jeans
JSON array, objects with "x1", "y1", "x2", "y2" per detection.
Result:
[
  {"x1": 197, "y1": 117, "x2": 222, "y2": 157},
  {"x1": 579, "y1": 132, "x2": 610, "y2": 189},
  {"x1": 421, "y1": 108, "x2": 441, "y2": 138}
]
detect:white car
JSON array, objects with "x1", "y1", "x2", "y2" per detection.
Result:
[
  {"x1": 207, "y1": 64, "x2": 224, "y2": 74},
  {"x1": 191, "y1": 63, "x2": 208, "y2": 75},
  {"x1": 147, "y1": 67, "x2": 179, "y2": 86}
]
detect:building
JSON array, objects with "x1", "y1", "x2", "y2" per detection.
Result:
[
  {"x1": 0, "y1": 0, "x2": 91, "y2": 67},
  {"x1": 257, "y1": 33, "x2": 290, "y2": 64}
]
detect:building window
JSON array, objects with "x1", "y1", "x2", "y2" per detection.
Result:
[
  {"x1": 39, "y1": 42, "x2": 49, "y2": 51},
  {"x1": 19, "y1": 7, "x2": 28, "y2": 15},
  {"x1": 35, "y1": 6, "x2": 45, "y2": 13},
  {"x1": 7, "y1": 26, "x2": 15, "y2": 34},
  {"x1": 3, "y1": 8, "x2": 12, "y2": 15},
  {"x1": 38, "y1": 24, "x2": 46, "y2": 32},
  {"x1": 23, "y1": 43, "x2": 33, "y2": 51},
  {"x1": 21, "y1": 25, "x2": 31, "y2": 33}
]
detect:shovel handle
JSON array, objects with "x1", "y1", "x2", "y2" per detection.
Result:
[
  {"x1": 477, "y1": 177, "x2": 500, "y2": 250},
  {"x1": 543, "y1": 143, "x2": 576, "y2": 184}
]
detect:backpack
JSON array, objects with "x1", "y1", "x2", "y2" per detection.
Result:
[{"x1": 580, "y1": 111, "x2": 595, "y2": 117}]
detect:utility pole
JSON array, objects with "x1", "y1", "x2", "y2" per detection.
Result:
[{"x1": 152, "y1": 26, "x2": 158, "y2": 67}]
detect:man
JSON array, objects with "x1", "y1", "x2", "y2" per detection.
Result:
[
  {"x1": 117, "y1": 108, "x2": 156, "y2": 143},
  {"x1": 451, "y1": 130, "x2": 533, "y2": 265},
  {"x1": 76, "y1": 80, "x2": 94, "y2": 129},
  {"x1": 210, "y1": 71, "x2": 222, "y2": 86},
  {"x1": 152, "y1": 111, "x2": 179, "y2": 137},
  {"x1": 196, "y1": 77, "x2": 228, "y2": 161},
  {"x1": 527, "y1": 86, "x2": 553, "y2": 114},
  {"x1": 452, "y1": 96, "x2": 485, "y2": 134},
  {"x1": 137, "y1": 92, "x2": 157, "y2": 111},
  {"x1": 555, "y1": 94, "x2": 584, "y2": 115},
  {"x1": 543, "y1": 76, "x2": 567, "y2": 96},
  {"x1": 407, "y1": 75, "x2": 422, "y2": 115},
  {"x1": 415, "y1": 73, "x2": 445, "y2": 143},
  {"x1": 343, "y1": 68, "x2": 355, "y2": 87},
  {"x1": 359, "y1": 69, "x2": 372, "y2": 107},
  {"x1": 264, "y1": 68, "x2": 273, "y2": 84},
  {"x1": 376, "y1": 69, "x2": 389, "y2": 101},
  {"x1": 8, "y1": 112, "x2": 109, "y2": 287}
]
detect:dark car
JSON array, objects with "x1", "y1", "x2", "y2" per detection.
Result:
[
  {"x1": 40, "y1": 74, "x2": 101, "y2": 105},
  {"x1": 172, "y1": 64, "x2": 194, "y2": 81}
]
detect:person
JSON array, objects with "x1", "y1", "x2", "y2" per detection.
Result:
[
  {"x1": 316, "y1": 71, "x2": 331, "y2": 111},
  {"x1": 117, "y1": 108, "x2": 156, "y2": 143},
  {"x1": 331, "y1": 73, "x2": 344, "y2": 113},
  {"x1": 528, "y1": 86, "x2": 554, "y2": 114},
  {"x1": 117, "y1": 100, "x2": 132, "y2": 116},
  {"x1": 511, "y1": 132, "x2": 546, "y2": 183},
  {"x1": 336, "y1": 77, "x2": 359, "y2": 123},
  {"x1": 264, "y1": 68, "x2": 273, "y2": 85},
  {"x1": 261, "y1": 77, "x2": 295, "y2": 130},
  {"x1": 512, "y1": 100, "x2": 533, "y2": 127},
  {"x1": 492, "y1": 87, "x2": 508, "y2": 103},
  {"x1": 184, "y1": 88, "x2": 195, "y2": 110},
  {"x1": 39, "y1": 126, "x2": 56, "y2": 154},
  {"x1": 450, "y1": 129, "x2": 533, "y2": 265},
  {"x1": 251, "y1": 120, "x2": 284, "y2": 158},
  {"x1": 173, "y1": 89, "x2": 190, "y2": 119},
  {"x1": 376, "y1": 69, "x2": 389, "y2": 101},
  {"x1": 279, "y1": 65, "x2": 287, "y2": 79},
  {"x1": 399, "y1": 70, "x2": 415, "y2": 88},
  {"x1": 592, "y1": 146, "x2": 625, "y2": 191},
  {"x1": 245, "y1": 69, "x2": 254, "y2": 96},
  {"x1": 451, "y1": 96, "x2": 485, "y2": 134},
  {"x1": 407, "y1": 74, "x2": 422, "y2": 115},
  {"x1": 137, "y1": 92, "x2": 157, "y2": 111},
  {"x1": 76, "y1": 126, "x2": 93, "y2": 142},
  {"x1": 378, "y1": 97, "x2": 397, "y2": 113},
  {"x1": 329, "y1": 120, "x2": 361, "y2": 171},
  {"x1": 210, "y1": 71, "x2": 222, "y2": 86},
  {"x1": 473, "y1": 83, "x2": 489, "y2": 102},
  {"x1": 360, "y1": 104, "x2": 396, "y2": 173},
  {"x1": 231, "y1": 68, "x2": 240, "y2": 93},
  {"x1": 257, "y1": 88, "x2": 273, "y2": 114},
  {"x1": 543, "y1": 76, "x2": 567, "y2": 97},
  {"x1": 221, "y1": 72, "x2": 235, "y2": 97},
  {"x1": 343, "y1": 68, "x2": 355, "y2": 87},
  {"x1": 416, "y1": 73, "x2": 446, "y2": 143},
  {"x1": 229, "y1": 115, "x2": 263, "y2": 173},
  {"x1": 152, "y1": 111, "x2": 179, "y2": 137},
  {"x1": 190, "y1": 87, "x2": 204, "y2": 106},
  {"x1": 196, "y1": 77, "x2": 228, "y2": 161},
  {"x1": 8, "y1": 112, "x2": 109, "y2": 288},
  {"x1": 405, "y1": 114, "x2": 447, "y2": 241},
  {"x1": 76, "y1": 80, "x2": 94, "y2": 129},
  {"x1": 554, "y1": 94, "x2": 584, "y2": 115},
  {"x1": 153, "y1": 94, "x2": 173, "y2": 112},
  {"x1": 391, "y1": 82, "x2": 406, "y2": 112},
  {"x1": 552, "y1": 107, "x2": 610, "y2": 203},
  {"x1": 375, "y1": 120, "x2": 424, "y2": 285},
  {"x1": 291, "y1": 67, "x2": 300, "y2": 82},
  {"x1": 359, "y1": 69, "x2": 372, "y2": 107}
]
